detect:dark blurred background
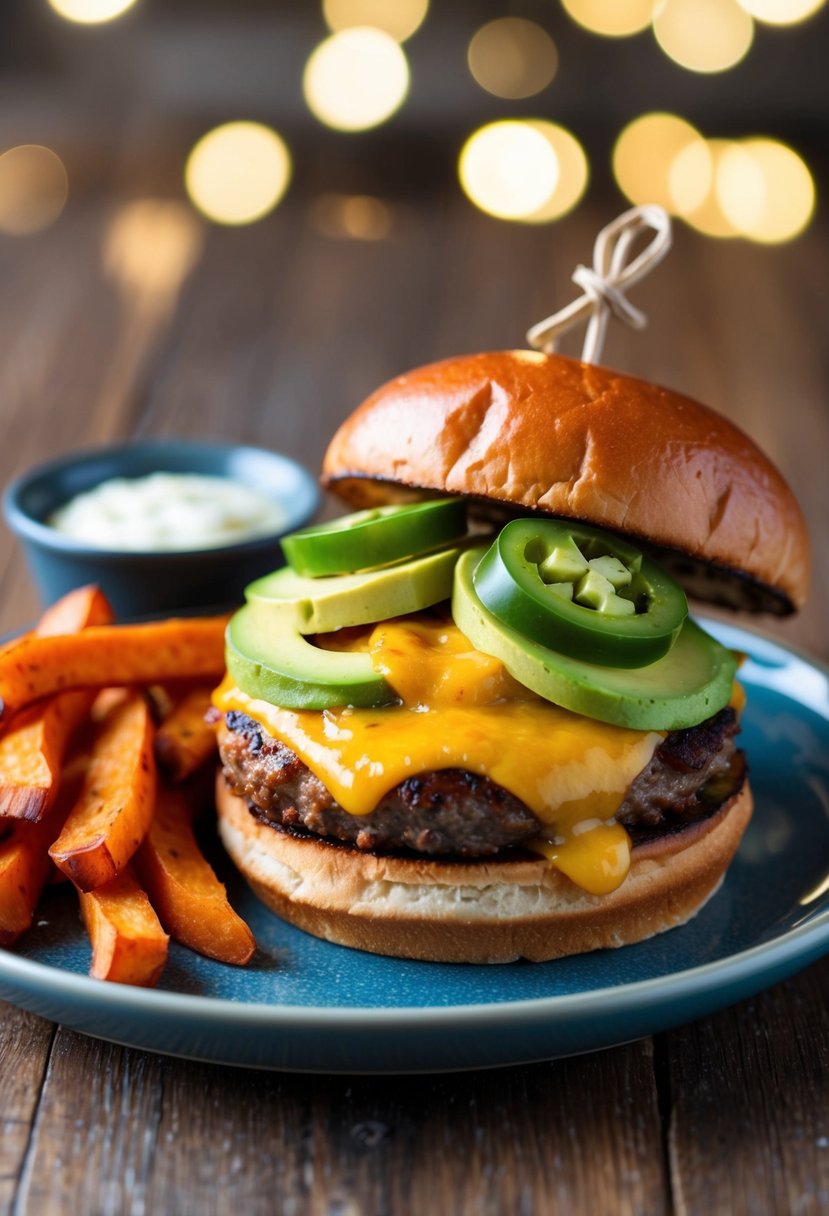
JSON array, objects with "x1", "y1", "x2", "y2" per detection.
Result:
[{"x1": 0, "y1": 0, "x2": 825, "y2": 234}]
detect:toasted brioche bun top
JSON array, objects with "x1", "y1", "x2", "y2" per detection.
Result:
[{"x1": 322, "y1": 350, "x2": 809, "y2": 614}]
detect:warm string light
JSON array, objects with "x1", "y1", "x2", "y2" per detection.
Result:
[
  {"x1": 613, "y1": 114, "x2": 706, "y2": 213},
  {"x1": 459, "y1": 123, "x2": 559, "y2": 221},
  {"x1": 303, "y1": 28, "x2": 410, "y2": 131},
  {"x1": 322, "y1": 0, "x2": 428, "y2": 42},
  {"x1": 467, "y1": 19, "x2": 558, "y2": 100},
  {"x1": 680, "y1": 140, "x2": 740, "y2": 237},
  {"x1": 522, "y1": 123, "x2": 589, "y2": 222},
  {"x1": 716, "y1": 139, "x2": 815, "y2": 243},
  {"x1": 735, "y1": 0, "x2": 826, "y2": 22},
  {"x1": 310, "y1": 194, "x2": 394, "y2": 241},
  {"x1": 104, "y1": 200, "x2": 204, "y2": 301},
  {"x1": 614, "y1": 115, "x2": 815, "y2": 243},
  {"x1": 458, "y1": 120, "x2": 587, "y2": 224},
  {"x1": 461, "y1": 6, "x2": 819, "y2": 238},
  {"x1": 46, "y1": 0, "x2": 812, "y2": 243},
  {"x1": 47, "y1": 0, "x2": 139, "y2": 22},
  {"x1": 184, "y1": 123, "x2": 292, "y2": 227},
  {"x1": 557, "y1": 0, "x2": 827, "y2": 70},
  {"x1": 560, "y1": 0, "x2": 658, "y2": 37},
  {"x1": 668, "y1": 140, "x2": 714, "y2": 218},
  {"x1": 0, "y1": 145, "x2": 68, "y2": 236},
  {"x1": 653, "y1": 0, "x2": 754, "y2": 73}
]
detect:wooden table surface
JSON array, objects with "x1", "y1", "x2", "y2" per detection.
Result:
[{"x1": 0, "y1": 185, "x2": 827, "y2": 1215}]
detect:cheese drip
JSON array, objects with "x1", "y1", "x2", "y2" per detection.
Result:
[{"x1": 214, "y1": 616, "x2": 662, "y2": 895}]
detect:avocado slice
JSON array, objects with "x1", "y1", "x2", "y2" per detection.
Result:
[
  {"x1": 226, "y1": 603, "x2": 395, "y2": 710},
  {"x1": 228, "y1": 547, "x2": 467, "y2": 711},
  {"x1": 453, "y1": 549, "x2": 737, "y2": 731},
  {"x1": 246, "y1": 546, "x2": 463, "y2": 633}
]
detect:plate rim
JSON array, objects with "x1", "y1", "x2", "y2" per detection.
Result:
[{"x1": 1, "y1": 892, "x2": 828, "y2": 1031}]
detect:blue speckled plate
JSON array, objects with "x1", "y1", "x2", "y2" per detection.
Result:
[{"x1": 1, "y1": 619, "x2": 827, "y2": 1074}]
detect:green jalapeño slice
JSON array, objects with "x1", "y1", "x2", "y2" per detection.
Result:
[
  {"x1": 472, "y1": 519, "x2": 688, "y2": 669},
  {"x1": 454, "y1": 549, "x2": 735, "y2": 731},
  {"x1": 281, "y1": 499, "x2": 468, "y2": 577}
]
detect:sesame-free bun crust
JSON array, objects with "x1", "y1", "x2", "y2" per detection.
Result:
[
  {"x1": 322, "y1": 351, "x2": 809, "y2": 613},
  {"x1": 216, "y1": 775, "x2": 753, "y2": 964}
]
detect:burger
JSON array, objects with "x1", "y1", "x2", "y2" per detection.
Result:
[{"x1": 212, "y1": 350, "x2": 810, "y2": 963}]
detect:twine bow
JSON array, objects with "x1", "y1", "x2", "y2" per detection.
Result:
[{"x1": 526, "y1": 205, "x2": 673, "y2": 364}]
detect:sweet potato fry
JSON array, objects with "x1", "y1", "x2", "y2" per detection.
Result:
[
  {"x1": 0, "y1": 615, "x2": 228, "y2": 721},
  {"x1": 35, "y1": 585, "x2": 114, "y2": 636},
  {"x1": 0, "y1": 820, "x2": 55, "y2": 947},
  {"x1": 0, "y1": 587, "x2": 116, "y2": 821},
  {"x1": 0, "y1": 690, "x2": 94, "y2": 821},
  {"x1": 154, "y1": 684, "x2": 217, "y2": 782},
  {"x1": 77, "y1": 867, "x2": 169, "y2": 986},
  {"x1": 136, "y1": 784, "x2": 255, "y2": 965},
  {"x1": 0, "y1": 583, "x2": 108, "y2": 667},
  {"x1": 0, "y1": 759, "x2": 86, "y2": 946},
  {"x1": 49, "y1": 689, "x2": 156, "y2": 891},
  {"x1": 0, "y1": 633, "x2": 28, "y2": 659},
  {"x1": 145, "y1": 684, "x2": 175, "y2": 723}
]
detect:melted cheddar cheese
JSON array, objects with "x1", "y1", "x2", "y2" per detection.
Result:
[{"x1": 214, "y1": 616, "x2": 665, "y2": 895}]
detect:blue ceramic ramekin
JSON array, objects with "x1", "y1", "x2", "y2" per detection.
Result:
[{"x1": 2, "y1": 440, "x2": 320, "y2": 617}]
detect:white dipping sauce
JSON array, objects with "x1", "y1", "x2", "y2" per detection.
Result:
[{"x1": 48, "y1": 472, "x2": 287, "y2": 551}]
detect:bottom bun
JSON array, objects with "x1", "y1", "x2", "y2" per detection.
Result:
[{"x1": 216, "y1": 775, "x2": 753, "y2": 964}]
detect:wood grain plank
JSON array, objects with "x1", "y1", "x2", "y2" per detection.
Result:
[
  {"x1": 131, "y1": 194, "x2": 464, "y2": 464},
  {"x1": 322, "y1": 1046, "x2": 670, "y2": 1216},
  {"x1": 0, "y1": 1002, "x2": 54, "y2": 1216},
  {"x1": 13, "y1": 1029, "x2": 165, "y2": 1216},
  {"x1": 0, "y1": 205, "x2": 129, "y2": 482},
  {"x1": 664, "y1": 958, "x2": 829, "y2": 1216},
  {"x1": 13, "y1": 1034, "x2": 668, "y2": 1215}
]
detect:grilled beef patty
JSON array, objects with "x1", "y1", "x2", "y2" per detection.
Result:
[{"x1": 218, "y1": 707, "x2": 742, "y2": 858}]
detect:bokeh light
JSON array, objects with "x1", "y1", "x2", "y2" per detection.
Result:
[
  {"x1": 458, "y1": 122, "x2": 560, "y2": 222},
  {"x1": 668, "y1": 139, "x2": 714, "y2": 216},
  {"x1": 560, "y1": 0, "x2": 658, "y2": 37},
  {"x1": 681, "y1": 140, "x2": 741, "y2": 237},
  {"x1": 524, "y1": 122, "x2": 589, "y2": 221},
  {"x1": 322, "y1": 0, "x2": 428, "y2": 42},
  {"x1": 184, "y1": 122, "x2": 292, "y2": 226},
  {"x1": 735, "y1": 0, "x2": 826, "y2": 22},
  {"x1": 616, "y1": 116, "x2": 815, "y2": 244},
  {"x1": 613, "y1": 113, "x2": 705, "y2": 211},
  {"x1": 104, "y1": 200, "x2": 204, "y2": 299},
  {"x1": 716, "y1": 139, "x2": 815, "y2": 242},
  {"x1": 303, "y1": 28, "x2": 410, "y2": 131},
  {"x1": 311, "y1": 193, "x2": 394, "y2": 240},
  {"x1": 0, "y1": 145, "x2": 69, "y2": 236},
  {"x1": 653, "y1": 0, "x2": 754, "y2": 72},
  {"x1": 467, "y1": 19, "x2": 558, "y2": 100},
  {"x1": 47, "y1": 0, "x2": 139, "y2": 23}
]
